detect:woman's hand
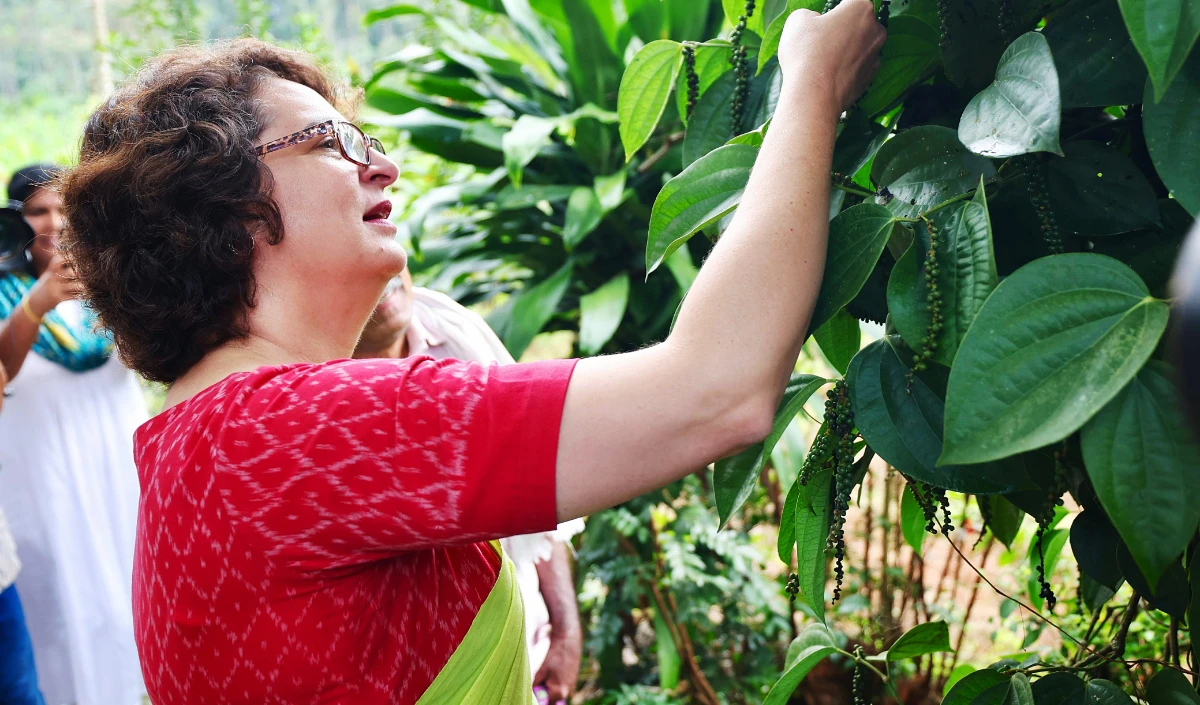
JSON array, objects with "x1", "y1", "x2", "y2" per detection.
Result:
[
  {"x1": 26, "y1": 254, "x2": 82, "y2": 318},
  {"x1": 777, "y1": 0, "x2": 887, "y2": 115}
]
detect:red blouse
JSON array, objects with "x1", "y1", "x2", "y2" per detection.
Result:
[{"x1": 131, "y1": 356, "x2": 577, "y2": 704}]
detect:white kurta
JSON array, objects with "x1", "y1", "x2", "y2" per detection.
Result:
[
  {"x1": 406, "y1": 287, "x2": 585, "y2": 676},
  {"x1": 0, "y1": 301, "x2": 146, "y2": 705}
]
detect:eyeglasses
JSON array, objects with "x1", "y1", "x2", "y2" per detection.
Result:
[{"x1": 253, "y1": 119, "x2": 385, "y2": 167}]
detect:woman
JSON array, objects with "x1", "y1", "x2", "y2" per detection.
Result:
[
  {"x1": 60, "y1": 5, "x2": 884, "y2": 703},
  {"x1": 0, "y1": 165, "x2": 146, "y2": 705}
]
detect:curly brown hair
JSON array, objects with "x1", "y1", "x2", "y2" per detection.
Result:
[{"x1": 60, "y1": 39, "x2": 356, "y2": 383}]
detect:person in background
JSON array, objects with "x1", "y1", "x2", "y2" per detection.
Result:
[
  {"x1": 0, "y1": 165, "x2": 146, "y2": 705},
  {"x1": 354, "y1": 269, "x2": 584, "y2": 703},
  {"x1": 0, "y1": 358, "x2": 46, "y2": 705}
]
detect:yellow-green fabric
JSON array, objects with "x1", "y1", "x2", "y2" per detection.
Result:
[{"x1": 415, "y1": 543, "x2": 533, "y2": 705}]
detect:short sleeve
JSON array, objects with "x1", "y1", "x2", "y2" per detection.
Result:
[{"x1": 212, "y1": 356, "x2": 577, "y2": 567}]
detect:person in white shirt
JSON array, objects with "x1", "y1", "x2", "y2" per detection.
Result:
[{"x1": 353, "y1": 269, "x2": 584, "y2": 703}]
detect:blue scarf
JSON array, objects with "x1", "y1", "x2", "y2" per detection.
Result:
[{"x1": 0, "y1": 272, "x2": 113, "y2": 372}]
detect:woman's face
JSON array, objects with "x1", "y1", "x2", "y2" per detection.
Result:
[
  {"x1": 23, "y1": 187, "x2": 64, "y2": 275},
  {"x1": 255, "y1": 77, "x2": 405, "y2": 293}
]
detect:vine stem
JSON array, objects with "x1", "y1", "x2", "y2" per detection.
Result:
[
  {"x1": 636, "y1": 131, "x2": 685, "y2": 174},
  {"x1": 833, "y1": 181, "x2": 877, "y2": 199}
]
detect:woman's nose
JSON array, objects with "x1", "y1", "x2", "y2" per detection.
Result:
[{"x1": 362, "y1": 149, "x2": 400, "y2": 189}]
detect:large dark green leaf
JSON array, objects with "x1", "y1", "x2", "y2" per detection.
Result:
[
  {"x1": 683, "y1": 72, "x2": 737, "y2": 166},
  {"x1": 943, "y1": 669, "x2": 1013, "y2": 705},
  {"x1": 832, "y1": 111, "x2": 890, "y2": 181},
  {"x1": 889, "y1": 181, "x2": 997, "y2": 365},
  {"x1": 716, "y1": 374, "x2": 828, "y2": 527},
  {"x1": 959, "y1": 32, "x2": 1062, "y2": 158},
  {"x1": 1084, "y1": 679, "x2": 1136, "y2": 704},
  {"x1": 646, "y1": 143, "x2": 758, "y2": 272},
  {"x1": 1044, "y1": 0, "x2": 1148, "y2": 107},
  {"x1": 578, "y1": 273, "x2": 630, "y2": 355},
  {"x1": 1143, "y1": 51, "x2": 1200, "y2": 216},
  {"x1": 859, "y1": 16, "x2": 942, "y2": 116},
  {"x1": 1045, "y1": 141, "x2": 1163, "y2": 238},
  {"x1": 487, "y1": 261, "x2": 572, "y2": 358},
  {"x1": 619, "y1": 40, "x2": 684, "y2": 161},
  {"x1": 764, "y1": 625, "x2": 838, "y2": 705},
  {"x1": 1081, "y1": 362, "x2": 1200, "y2": 590},
  {"x1": 887, "y1": 621, "x2": 952, "y2": 661},
  {"x1": 872, "y1": 126, "x2": 997, "y2": 218},
  {"x1": 901, "y1": 483, "x2": 928, "y2": 556},
  {"x1": 1118, "y1": 0, "x2": 1200, "y2": 99},
  {"x1": 809, "y1": 204, "x2": 897, "y2": 333},
  {"x1": 788, "y1": 469, "x2": 834, "y2": 622},
  {"x1": 984, "y1": 495, "x2": 1024, "y2": 548},
  {"x1": 1117, "y1": 545, "x2": 1190, "y2": 618},
  {"x1": 847, "y1": 338, "x2": 1032, "y2": 492},
  {"x1": 1070, "y1": 510, "x2": 1124, "y2": 590},
  {"x1": 1193, "y1": 545, "x2": 1200, "y2": 677},
  {"x1": 940, "y1": 254, "x2": 1169, "y2": 465},
  {"x1": 813, "y1": 309, "x2": 861, "y2": 375},
  {"x1": 1032, "y1": 672, "x2": 1087, "y2": 705},
  {"x1": 1145, "y1": 668, "x2": 1200, "y2": 705},
  {"x1": 1007, "y1": 674, "x2": 1035, "y2": 705}
]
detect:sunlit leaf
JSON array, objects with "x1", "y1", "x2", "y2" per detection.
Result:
[
  {"x1": 959, "y1": 32, "x2": 1062, "y2": 158},
  {"x1": 579, "y1": 273, "x2": 629, "y2": 355},
  {"x1": 619, "y1": 40, "x2": 684, "y2": 161},
  {"x1": 872, "y1": 126, "x2": 997, "y2": 218}
]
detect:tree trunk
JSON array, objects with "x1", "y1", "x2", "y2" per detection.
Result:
[{"x1": 91, "y1": 0, "x2": 114, "y2": 96}]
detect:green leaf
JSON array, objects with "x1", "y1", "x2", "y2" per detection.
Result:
[
  {"x1": 859, "y1": 16, "x2": 942, "y2": 116},
  {"x1": 887, "y1": 621, "x2": 952, "y2": 661},
  {"x1": 1043, "y1": 0, "x2": 1148, "y2": 108},
  {"x1": 1143, "y1": 51, "x2": 1200, "y2": 216},
  {"x1": 1146, "y1": 668, "x2": 1200, "y2": 705},
  {"x1": 945, "y1": 665, "x2": 977, "y2": 696},
  {"x1": 1027, "y1": 528, "x2": 1069, "y2": 610},
  {"x1": 578, "y1": 273, "x2": 630, "y2": 356},
  {"x1": 984, "y1": 495, "x2": 1024, "y2": 548},
  {"x1": 792, "y1": 469, "x2": 834, "y2": 622},
  {"x1": 1081, "y1": 362, "x2": 1200, "y2": 590},
  {"x1": 940, "y1": 254, "x2": 1170, "y2": 465},
  {"x1": 872, "y1": 126, "x2": 997, "y2": 219},
  {"x1": 1191, "y1": 545, "x2": 1200, "y2": 677},
  {"x1": 889, "y1": 182, "x2": 997, "y2": 366},
  {"x1": 809, "y1": 204, "x2": 897, "y2": 333},
  {"x1": 1006, "y1": 674, "x2": 1035, "y2": 705},
  {"x1": 1084, "y1": 680, "x2": 1136, "y2": 705},
  {"x1": 363, "y1": 3, "x2": 427, "y2": 25},
  {"x1": 848, "y1": 338, "x2": 1032, "y2": 493},
  {"x1": 813, "y1": 309, "x2": 861, "y2": 375},
  {"x1": 563, "y1": 187, "x2": 604, "y2": 250},
  {"x1": 943, "y1": 669, "x2": 1012, "y2": 705},
  {"x1": 1069, "y1": 510, "x2": 1125, "y2": 590},
  {"x1": 716, "y1": 374, "x2": 828, "y2": 527},
  {"x1": 764, "y1": 640, "x2": 837, "y2": 705},
  {"x1": 653, "y1": 611, "x2": 681, "y2": 690},
  {"x1": 1118, "y1": 0, "x2": 1200, "y2": 99},
  {"x1": 683, "y1": 71, "x2": 738, "y2": 167},
  {"x1": 1117, "y1": 545, "x2": 1191, "y2": 618},
  {"x1": 646, "y1": 143, "x2": 758, "y2": 272},
  {"x1": 901, "y1": 483, "x2": 929, "y2": 556},
  {"x1": 832, "y1": 111, "x2": 890, "y2": 181},
  {"x1": 619, "y1": 40, "x2": 684, "y2": 161},
  {"x1": 1081, "y1": 573, "x2": 1117, "y2": 612},
  {"x1": 958, "y1": 32, "x2": 1062, "y2": 158},
  {"x1": 1045, "y1": 141, "x2": 1163, "y2": 238},
  {"x1": 1032, "y1": 672, "x2": 1087, "y2": 705},
  {"x1": 487, "y1": 261, "x2": 572, "y2": 359},
  {"x1": 594, "y1": 171, "x2": 628, "y2": 212},
  {"x1": 502, "y1": 115, "x2": 557, "y2": 188}
]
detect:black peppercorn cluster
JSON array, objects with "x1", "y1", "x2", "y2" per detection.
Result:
[
  {"x1": 682, "y1": 44, "x2": 700, "y2": 120},
  {"x1": 907, "y1": 478, "x2": 954, "y2": 536},
  {"x1": 878, "y1": 0, "x2": 891, "y2": 27},
  {"x1": 823, "y1": 0, "x2": 841, "y2": 12},
  {"x1": 1022, "y1": 155, "x2": 1064, "y2": 255},
  {"x1": 1034, "y1": 448, "x2": 1071, "y2": 611},
  {"x1": 786, "y1": 572, "x2": 800, "y2": 599},
  {"x1": 729, "y1": 0, "x2": 756, "y2": 133},
  {"x1": 908, "y1": 217, "x2": 943, "y2": 390},
  {"x1": 998, "y1": 0, "x2": 1016, "y2": 44},
  {"x1": 937, "y1": 0, "x2": 951, "y2": 49}
]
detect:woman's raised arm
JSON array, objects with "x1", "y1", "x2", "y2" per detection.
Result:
[{"x1": 555, "y1": 0, "x2": 885, "y2": 521}]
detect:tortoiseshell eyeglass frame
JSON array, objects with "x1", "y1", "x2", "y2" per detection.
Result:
[{"x1": 253, "y1": 119, "x2": 386, "y2": 166}]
